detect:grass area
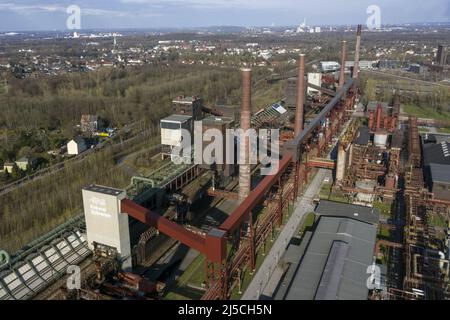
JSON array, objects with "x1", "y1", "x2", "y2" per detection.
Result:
[
  {"x1": 403, "y1": 104, "x2": 450, "y2": 121},
  {"x1": 373, "y1": 200, "x2": 393, "y2": 216},
  {"x1": 319, "y1": 182, "x2": 350, "y2": 203},
  {"x1": 319, "y1": 182, "x2": 332, "y2": 198},
  {"x1": 298, "y1": 212, "x2": 316, "y2": 235},
  {"x1": 164, "y1": 253, "x2": 206, "y2": 300},
  {"x1": 429, "y1": 214, "x2": 447, "y2": 229},
  {"x1": 419, "y1": 127, "x2": 430, "y2": 133},
  {"x1": 378, "y1": 225, "x2": 391, "y2": 239},
  {"x1": 438, "y1": 127, "x2": 450, "y2": 134},
  {"x1": 252, "y1": 81, "x2": 284, "y2": 111}
]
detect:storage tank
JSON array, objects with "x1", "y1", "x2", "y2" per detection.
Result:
[{"x1": 374, "y1": 131, "x2": 388, "y2": 148}]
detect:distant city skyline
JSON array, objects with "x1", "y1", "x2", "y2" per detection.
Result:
[{"x1": 0, "y1": 0, "x2": 449, "y2": 32}]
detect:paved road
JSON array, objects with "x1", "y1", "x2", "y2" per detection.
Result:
[
  {"x1": 241, "y1": 113, "x2": 354, "y2": 300},
  {"x1": 242, "y1": 168, "x2": 328, "y2": 300}
]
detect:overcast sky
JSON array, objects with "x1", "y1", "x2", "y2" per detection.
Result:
[{"x1": 0, "y1": 0, "x2": 449, "y2": 31}]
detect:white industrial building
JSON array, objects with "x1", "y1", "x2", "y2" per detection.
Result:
[
  {"x1": 320, "y1": 61, "x2": 340, "y2": 73},
  {"x1": 307, "y1": 73, "x2": 323, "y2": 94},
  {"x1": 82, "y1": 185, "x2": 132, "y2": 270},
  {"x1": 67, "y1": 137, "x2": 87, "y2": 155},
  {"x1": 160, "y1": 114, "x2": 193, "y2": 158}
]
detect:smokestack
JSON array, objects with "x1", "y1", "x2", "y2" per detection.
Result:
[
  {"x1": 338, "y1": 40, "x2": 347, "y2": 89},
  {"x1": 294, "y1": 54, "x2": 305, "y2": 136},
  {"x1": 353, "y1": 25, "x2": 362, "y2": 79},
  {"x1": 239, "y1": 68, "x2": 252, "y2": 203}
]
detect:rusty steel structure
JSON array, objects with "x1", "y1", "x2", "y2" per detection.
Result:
[
  {"x1": 116, "y1": 74, "x2": 357, "y2": 301},
  {"x1": 391, "y1": 117, "x2": 450, "y2": 300},
  {"x1": 367, "y1": 102, "x2": 398, "y2": 133},
  {"x1": 90, "y1": 27, "x2": 362, "y2": 300},
  {"x1": 408, "y1": 117, "x2": 422, "y2": 168},
  {"x1": 294, "y1": 54, "x2": 306, "y2": 135}
]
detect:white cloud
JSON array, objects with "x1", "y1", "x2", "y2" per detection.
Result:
[{"x1": 119, "y1": 0, "x2": 299, "y2": 10}]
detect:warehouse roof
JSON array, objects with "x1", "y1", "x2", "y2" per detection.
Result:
[
  {"x1": 284, "y1": 215, "x2": 377, "y2": 300},
  {"x1": 423, "y1": 141, "x2": 450, "y2": 166},
  {"x1": 161, "y1": 114, "x2": 192, "y2": 123},
  {"x1": 173, "y1": 96, "x2": 202, "y2": 103},
  {"x1": 83, "y1": 184, "x2": 124, "y2": 196},
  {"x1": 315, "y1": 200, "x2": 380, "y2": 225},
  {"x1": 202, "y1": 115, "x2": 234, "y2": 125},
  {"x1": 353, "y1": 126, "x2": 370, "y2": 146},
  {"x1": 391, "y1": 130, "x2": 404, "y2": 149},
  {"x1": 430, "y1": 163, "x2": 450, "y2": 184}
]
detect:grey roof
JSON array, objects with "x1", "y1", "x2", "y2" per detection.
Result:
[
  {"x1": 353, "y1": 126, "x2": 370, "y2": 146},
  {"x1": 83, "y1": 184, "x2": 124, "y2": 196},
  {"x1": 173, "y1": 96, "x2": 201, "y2": 103},
  {"x1": 315, "y1": 200, "x2": 380, "y2": 225},
  {"x1": 73, "y1": 136, "x2": 87, "y2": 144},
  {"x1": 430, "y1": 163, "x2": 450, "y2": 184},
  {"x1": 391, "y1": 130, "x2": 404, "y2": 149},
  {"x1": 161, "y1": 114, "x2": 192, "y2": 123},
  {"x1": 283, "y1": 216, "x2": 377, "y2": 300},
  {"x1": 202, "y1": 115, "x2": 234, "y2": 125},
  {"x1": 423, "y1": 141, "x2": 450, "y2": 166}
]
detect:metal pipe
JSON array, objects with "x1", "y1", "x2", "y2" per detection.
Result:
[
  {"x1": 376, "y1": 104, "x2": 383, "y2": 129},
  {"x1": 353, "y1": 25, "x2": 362, "y2": 79},
  {"x1": 369, "y1": 111, "x2": 375, "y2": 130},
  {"x1": 295, "y1": 54, "x2": 306, "y2": 135},
  {"x1": 339, "y1": 40, "x2": 347, "y2": 89},
  {"x1": 239, "y1": 68, "x2": 252, "y2": 203}
]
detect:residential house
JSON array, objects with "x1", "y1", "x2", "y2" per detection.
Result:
[{"x1": 67, "y1": 137, "x2": 88, "y2": 155}]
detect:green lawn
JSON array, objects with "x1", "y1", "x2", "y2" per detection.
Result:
[
  {"x1": 403, "y1": 104, "x2": 450, "y2": 121},
  {"x1": 373, "y1": 200, "x2": 393, "y2": 216},
  {"x1": 298, "y1": 212, "x2": 316, "y2": 235},
  {"x1": 429, "y1": 214, "x2": 447, "y2": 229},
  {"x1": 438, "y1": 127, "x2": 450, "y2": 134},
  {"x1": 319, "y1": 183, "x2": 333, "y2": 198},
  {"x1": 0, "y1": 84, "x2": 6, "y2": 94},
  {"x1": 164, "y1": 253, "x2": 206, "y2": 300},
  {"x1": 378, "y1": 225, "x2": 391, "y2": 239}
]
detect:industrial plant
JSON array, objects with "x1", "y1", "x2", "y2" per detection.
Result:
[{"x1": 1, "y1": 22, "x2": 450, "y2": 302}]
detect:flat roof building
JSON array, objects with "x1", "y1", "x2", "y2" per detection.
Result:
[
  {"x1": 160, "y1": 114, "x2": 193, "y2": 158},
  {"x1": 274, "y1": 201, "x2": 379, "y2": 300},
  {"x1": 172, "y1": 96, "x2": 203, "y2": 121}
]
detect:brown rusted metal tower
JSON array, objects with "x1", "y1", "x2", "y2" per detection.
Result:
[{"x1": 294, "y1": 54, "x2": 306, "y2": 136}]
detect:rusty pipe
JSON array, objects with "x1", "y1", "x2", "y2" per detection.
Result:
[
  {"x1": 294, "y1": 54, "x2": 305, "y2": 136},
  {"x1": 376, "y1": 104, "x2": 383, "y2": 130}
]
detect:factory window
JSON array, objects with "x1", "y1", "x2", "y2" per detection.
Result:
[{"x1": 161, "y1": 122, "x2": 181, "y2": 130}]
